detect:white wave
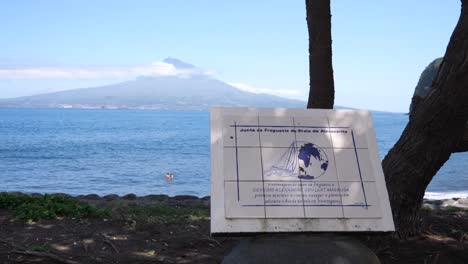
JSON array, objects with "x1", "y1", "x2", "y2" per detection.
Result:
[{"x1": 424, "y1": 191, "x2": 468, "y2": 200}]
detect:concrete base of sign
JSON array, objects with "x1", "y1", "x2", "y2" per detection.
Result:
[{"x1": 222, "y1": 234, "x2": 380, "y2": 264}]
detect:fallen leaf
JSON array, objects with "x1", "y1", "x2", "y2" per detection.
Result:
[{"x1": 146, "y1": 250, "x2": 157, "y2": 256}]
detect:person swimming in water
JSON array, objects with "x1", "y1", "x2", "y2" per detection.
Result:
[{"x1": 165, "y1": 172, "x2": 174, "y2": 181}]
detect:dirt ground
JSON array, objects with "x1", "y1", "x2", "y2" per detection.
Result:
[
  {"x1": 360, "y1": 209, "x2": 468, "y2": 264},
  {"x1": 0, "y1": 209, "x2": 235, "y2": 264},
  {"x1": 0, "y1": 196, "x2": 467, "y2": 264}
]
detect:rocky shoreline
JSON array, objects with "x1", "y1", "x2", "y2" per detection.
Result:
[
  {"x1": 3, "y1": 192, "x2": 210, "y2": 207},
  {"x1": 75, "y1": 193, "x2": 211, "y2": 208},
  {"x1": 5, "y1": 191, "x2": 468, "y2": 210},
  {"x1": 78, "y1": 193, "x2": 468, "y2": 211},
  {"x1": 1, "y1": 192, "x2": 468, "y2": 263},
  {"x1": 423, "y1": 197, "x2": 468, "y2": 210}
]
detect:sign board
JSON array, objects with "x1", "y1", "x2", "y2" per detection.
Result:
[{"x1": 211, "y1": 107, "x2": 394, "y2": 234}]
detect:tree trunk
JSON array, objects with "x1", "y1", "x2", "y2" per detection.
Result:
[
  {"x1": 454, "y1": 124, "x2": 468, "y2": 152},
  {"x1": 305, "y1": 0, "x2": 335, "y2": 109},
  {"x1": 383, "y1": 0, "x2": 468, "y2": 238}
]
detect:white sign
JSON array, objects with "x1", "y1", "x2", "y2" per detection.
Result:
[{"x1": 211, "y1": 107, "x2": 394, "y2": 234}]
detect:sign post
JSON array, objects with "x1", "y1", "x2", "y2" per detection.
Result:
[{"x1": 211, "y1": 107, "x2": 393, "y2": 263}]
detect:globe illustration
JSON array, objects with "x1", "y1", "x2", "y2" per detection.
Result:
[
  {"x1": 297, "y1": 143, "x2": 328, "y2": 179},
  {"x1": 263, "y1": 141, "x2": 329, "y2": 180}
]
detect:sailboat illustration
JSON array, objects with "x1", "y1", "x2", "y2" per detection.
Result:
[{"x1": 264, "y1": 141, "x2": 329, "y2": 180}]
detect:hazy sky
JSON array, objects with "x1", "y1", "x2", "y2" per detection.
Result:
[{"x1": 0, "y1": 0, "x2": 461, "y2": 112}]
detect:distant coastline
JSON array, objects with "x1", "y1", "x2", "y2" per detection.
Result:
[
  {"x1": 0, "y1": 74, "x2": 307, "y2": 110},
  {"x1": 0, "y1": 104, "x2": 208, "y2": 110}
]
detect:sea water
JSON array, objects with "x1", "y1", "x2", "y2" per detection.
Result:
[{"x1": 0, "y1": 108, "x2": 466, "y2": 198}]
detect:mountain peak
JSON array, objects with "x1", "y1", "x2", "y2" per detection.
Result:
[
  {"x1": 0, "y1": 73, "x2": 305, "y2": 110},
  {"x1": 163, "y1": 57, "x2": 196, "y2": 69}
]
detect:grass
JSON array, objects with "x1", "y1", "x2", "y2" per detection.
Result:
[
  {"x1": 117, "y1": 203, "x2": 209, "y2": 228},
  {"x1": 421, "y1": 205, "x2": 433, "y2": 212},
  {"x1": 444, "y1": 205, "x2": 463, "y2": 213},
  {"x1": 0, "y1": 192, "x2": 109, "y2": 221},
  {"x1": 27, "y1": 245, "x2": 49, "y2": 252},
  {"x1": 0, "y1": 192, "x2": 209, "y2": 225}
]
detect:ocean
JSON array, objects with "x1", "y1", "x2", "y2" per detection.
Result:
[{"x1": 0, "y1": 108, "x2": 467, "y2": 199}]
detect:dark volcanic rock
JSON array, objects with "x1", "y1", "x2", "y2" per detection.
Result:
[
  {"x1": 173, "y1": 195, "x2": 200, "y2": 200},
  {"x1": 52, "y1": 193, "x2": 71, "y2": 197},
  {"x1": 201, "y1": 196, "x2": 211, "y2": 207},
  {"x1": 409, "y1": 57, "x2": 443, "y2": 113},
  {"x1": 143, "y1": 194, "x2": 169, "y2": 201},
  {"x1": 103, "y1": 194, "x2": 120, "y2": 201},
  {"x1": 223, "y1": 234, "x2": 380, "y2": 264},
  {"x1": 83, "y1": 194, "x2": 101, "y2": 200},
  {"x1": 123, "y1": 193, "x2": 137, "y2": 200}
]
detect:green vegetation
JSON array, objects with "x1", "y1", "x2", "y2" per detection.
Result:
[
  {"x1": 118, "y1": 203, "x2": 209, "y2": 229},
  {"x1": 420, "y1": 205, "x2": 433, "y2": 212},
  {"x1": 27, "y1": 245, "x2": 49, "y2": 252},
  {"x1": 444, "y1": 205, "x2": 464, "y2": 213},
  {"x1": 0, "y1": 193, "x2": 109, "y2": 221}
]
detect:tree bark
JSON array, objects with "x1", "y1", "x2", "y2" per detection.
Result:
[
  {"x1": 454, "y1": 124, "x2": 468, "y2": 152},
  {"x1": 305, "y1": 0, "x2": 335, "y2": 109},
  {"x1": 383, "y1": 0, "x2": 468, "y2": 237}
]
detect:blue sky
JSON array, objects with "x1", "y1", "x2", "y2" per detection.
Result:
[{"x1": 0, "y1": 0, "x2": 461, "y2": 112}]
